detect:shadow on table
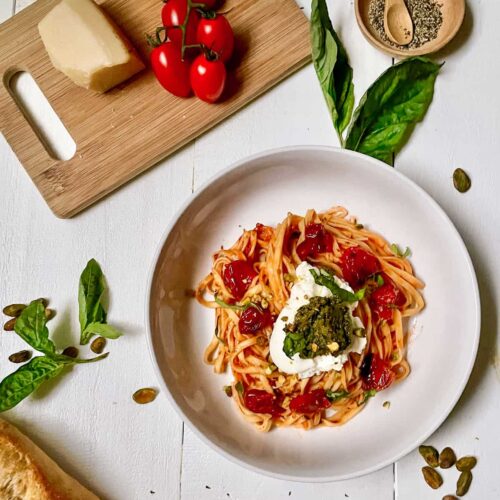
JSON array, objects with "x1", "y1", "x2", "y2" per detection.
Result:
[{"x1": 444, "y1": 234, "x2": 498, "y2": 419}]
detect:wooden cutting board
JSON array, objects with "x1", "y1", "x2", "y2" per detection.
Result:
[{"x1": 0, "y1": 0, "x2": 310, "y2": 218}]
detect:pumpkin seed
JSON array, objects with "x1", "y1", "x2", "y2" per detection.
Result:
[
  {"x1": 443, "y1": 496, "x2": 458, "y2": 500},
  {"x1": 8, "y1": 350, "x2": 32, "y2": 364},
  {"x1": 440, "y1": 447, "x2": 456, "y2": 469},
  {"x1": 456, "y1": 470, "x2": 472, "y2": 496},
  {"x1": 36, "y1": 298, "x2": 48, "y2": 307},
  {"x1": 422, "y1": 466, "x2": 443, "y2": 489},
  {"x1": 456, "y1": 456, "x2": 477, "y2": 472},
  {"x1": 62, "y1": 346, "x2": 79, "y2": 358},
  {"x1": 453, "y1": 168, "x2": 471, "y2": 193},
  {"x1": 90, "y1": 336, "x2": 106, "y2": 354},
  {"x1": 419, "y1": 445, "x2": 439, "y2": 467},
  {"x1": 223, "y1": 385, "x2": 233, "y2": 397},
  {"x1": 3, "y1": 318, "x2": 16, "y2": 331},
  {"x1": 133, "y1": 388, "x2": 158, "y2": 404},
  {"x1": 2, "y1": 303, "x2": 26, "y2": 317},
  {"x1": 44, "y1": 308, "x2": 56, "y2": 321}
]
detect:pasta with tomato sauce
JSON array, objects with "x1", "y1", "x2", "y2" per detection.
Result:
[{"x1": 195, "y1": 207, "x2": 424, "y2": 431}]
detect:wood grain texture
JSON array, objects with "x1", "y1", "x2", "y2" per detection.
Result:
[{"x1": 0, "y1": 0, "x2": 310, "y2": 218}]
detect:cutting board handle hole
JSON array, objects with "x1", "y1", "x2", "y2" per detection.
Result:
[{"x1": 7, "y1": 71, "x2": 76, "y2": 161}]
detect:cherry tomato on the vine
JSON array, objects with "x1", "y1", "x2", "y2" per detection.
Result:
[
  {"x1": 150, "y1": 41, "x2": 192, "y2": 97},
  {"x1": 161, "y1": 0, "x2": 200, "y2": 46},
  {"x1": 197, "y1": 14, "x2": 235, "y2": 62},
  {"x1": 190, "y1": 53, "x2": 227, "y2": 103}
]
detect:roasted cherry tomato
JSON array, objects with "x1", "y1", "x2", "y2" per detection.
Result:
[
  {"x1": 289, "y1": 389, "x2": 331, "y2": 414},
  {"x1": 370, "y1": 280, "x2": 405, "y2": 320},
  {"x1": 222, "y1": 260, "x2": 257, "y2": 300},
  {"x1": 161, "y1": 0, "x2": 200, "y2": 46},
  {"x1": 197, "y1": 14, "x2": 235, "y2": 62},
  {"x1": 238, "y1": 306, "x2": 273, "y2": 334},
  {"x1": 360, "y1": 353, "x2": 395, "y2": 391},
  {"x1": 190, "y1": 53, "x2": 227, "y2": 103},
  {"x1": 244, "y1": 389, "x2": 284, "y2": 417},
  {"x1": 340, "y1": 246, "x2": 380, "y2": 287},
  {"x1": 150, "y1": 41, "x2": 192, "y2": 97},
  {"x1": 296, "y1": 223, "x2": 333, "y2": 261}
]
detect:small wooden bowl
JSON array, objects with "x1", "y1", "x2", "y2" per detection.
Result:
[{"x1": 355, "y1": 0, "x2": 465, "y2": 58}]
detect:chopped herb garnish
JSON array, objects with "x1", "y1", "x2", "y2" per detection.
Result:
[
  {"x1": 214, "y1": 295, "x2": 260, "y2": 312},
  {"x1": 310, "y1": 269, "x2": 365, "y2": 303},
  {"x1": 375, "y1": 274, "x2": 385, "y2": 286},
  {"x1": 362, "y1": 389, "x2": 377, "y2": 403},
  {"x1": 326, "y1": 389, "x2": 350, "y2": 402},
  {"x1": 214, "y1": 326, "x2": 227, "y2": 346},
  {"x1": 390, "y1": 244, "x2": 411, "y2": 258},
  {"x1": 235, "y1": 381, "x2": 244, "y2": 395}
]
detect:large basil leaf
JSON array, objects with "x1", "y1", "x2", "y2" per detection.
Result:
[
  {"x1": 79, "y1": 259, "x2": 107, "y2": 344},
  {"x1": 311, "y1": 0, "x2": 354, "y2": 141},
  {"x1": 0, "y1": 357, "x2": 65, "y2": 412},
  {"x1": 345, "y1": 57, "x2": 442, "y2": 163},
  {"x1": 82, "y1": 323, "x2": 122, "y2": 340},
  {"x1": 14, "y1": 300, "x2": 56, "y2": 354},
  {"x1": 310, "y1": 269, "x2": 365, "y2": 303}
]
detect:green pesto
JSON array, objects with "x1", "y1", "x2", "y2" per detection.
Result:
[{"x1": 283, "y1": 296, "x2": 352, "y2": 359}]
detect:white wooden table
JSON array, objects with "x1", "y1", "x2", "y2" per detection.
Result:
[{"x1": 1, "y1": 0, "x2": 499, "y2": 498}]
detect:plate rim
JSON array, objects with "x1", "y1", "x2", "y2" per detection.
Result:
[{"x1": 145, "y1": 145, "x2": 481, "y2": 482}]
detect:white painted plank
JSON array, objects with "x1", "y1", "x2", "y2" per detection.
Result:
[
  {"x1": 183, "y1": 1, "x2": 395, "y2": 498},
  {"x1": 395, "y1": 1, "x2": 500, "y2": 499},
  {"x1": 0, "y1": 0, "x2": 13, "y2": 23}
]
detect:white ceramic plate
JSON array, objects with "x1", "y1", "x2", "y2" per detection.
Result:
[{"x1": 146, "y1": 146, "x2": 480, "y2": 482}]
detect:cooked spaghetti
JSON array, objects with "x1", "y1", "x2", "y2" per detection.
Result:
[{"x1": 196, "y1": 207, "x2": 424, "y2": 431}]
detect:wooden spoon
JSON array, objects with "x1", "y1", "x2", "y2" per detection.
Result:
[{"x1": 384, "y1": 0, "x2": 414, "y2": 46}]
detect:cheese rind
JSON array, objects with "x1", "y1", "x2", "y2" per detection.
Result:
[{"x1": 38, "y1": 0, "x2": 144, "y2": 93}]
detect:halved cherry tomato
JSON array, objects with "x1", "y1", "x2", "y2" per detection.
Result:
[
  {"x1": 238, "y1": 307, "x2": 273, "y2": 334},
  {"x1": 197, "y1": 14, "x2": 235, "y2": 62},
  {"x1": 150, "y1": 41, "x2": 192, "y2": 97},
  {"x1": 360, "y1": 353, "x2": 395, "y2": 391},
  {"x1": 161, "y1": 0, "x2": 200, "y2": 46},
  {"x1": 296, "y1": 223, "x2": 333, "y2": 261},
  {"x1": 289, "y1": 389, "x2": 331, "y2": 414},
  {"x1": 340, "y1": 246, "x2": 380, "y2": 288},
  {"x1": 190, "y1": 53, "x2": 227, "y2": 103},
  {"x1": 222, "y1": 260, "x2": 257, "y2": 300},
  {"x1": 244, "y1": 389, "x2": 284, "y2": 417},
  {"x1": 370, "y1": 279, "x2": 405, "y2": 321}
]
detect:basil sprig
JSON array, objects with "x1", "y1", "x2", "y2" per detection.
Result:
[
  {"x1": 311, "y1": 0, "x2": 354, "y2": 142},
  {"x1": 0, "y1": 259, "x2": 120, "y2": 412},
  {"x1": 345, "y1": 58, "x2": 442, "y2": 164},
  {"x1": 326, "y1": 389, "x2": 349, "y2": 402},
  {"x1": 79, "y1": 259, "x2": 122, "y2": 344},
  {"x1": 311, "y1": 1, "x2": 441, "y2": 163},
  {"x1": 310, "y1": 269, "x2": 365, "y2": 303}
]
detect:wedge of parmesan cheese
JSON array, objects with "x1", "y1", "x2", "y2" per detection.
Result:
[{"x1": 38, "y1": 0, "x2": 144, "y2": 93}]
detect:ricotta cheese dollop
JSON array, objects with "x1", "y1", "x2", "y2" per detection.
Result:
[{"x1": 269, "y1": 262, "x2": 366, "y2": 379}]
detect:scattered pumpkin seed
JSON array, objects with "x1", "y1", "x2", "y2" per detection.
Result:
[
  {"x1": 456, "y1": 470, "x2": 472, "y2": 496},
  {"x1": 62, "y1": 346, "x2": 79, "y2": 358},
  {"x1": 383, "y1": 401, "x2": 391, "y2": 409},
  {"x1": 90, "y1": 336, "x2": 106, "y2": 354},
  {"x1": 44, "y1": 308, "x2": 56, "y2": 321},
  {"x1": 456, "y1": 456, "x2": 477, "y2": 472},
  {"x1": 2, "y1": 303, "x2": 26, "y2": 317},
  {"x1": 440, "y1": 447, "x2": 457, "y2": 469},
  {"x1": 422, "y1": 466, "x2": 443, "y2": 489},
  {"x1": 355, "y1": 224, "x2": 364, "y2": 229},
  {"x1": 419, "y1": 445, "x2": 440, "y2": 467},
  {"x1": 133, "y1": 387, "x2": 158, "y2": 404},
  {"x1": 3, "y1": 318, "x2": 16, "y2": 331},
  {"x1": 453, "y1": 168, "x2": 471, "y2": 193},
  {"x1": 223, "y1": 385, "x2": 233, "y2": 397},
  {"x1": 256, "y1": 336, "x2": 266, "y2": 347},
  {"x1": 8, "y1": 350, "x2": 32, "y2": 364},
  {"x1": 443, "y1": 496, "x2": 458, "y2": 500}
]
